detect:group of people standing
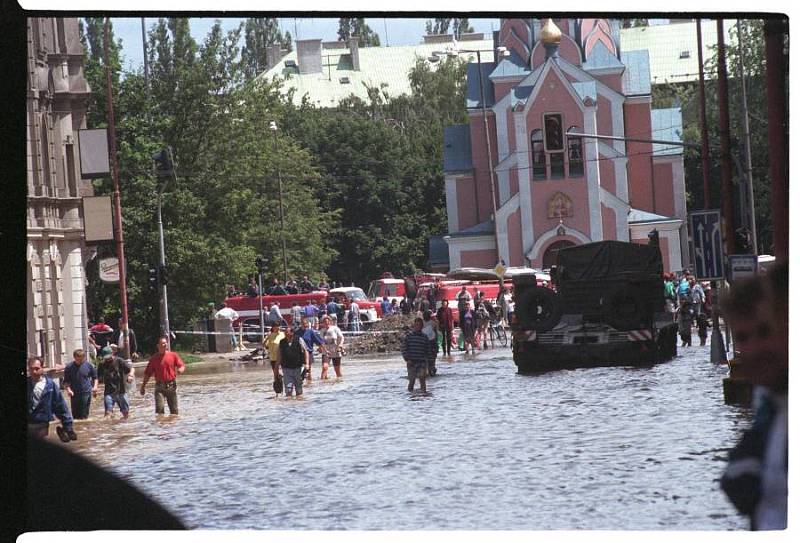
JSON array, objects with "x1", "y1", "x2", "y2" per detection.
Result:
[
  {"x1": 664, "y1": 271, "x2": 712, "y2": 347},
  {"x1": 262, "y1": 315, "x2": 346, "y2": 398}
]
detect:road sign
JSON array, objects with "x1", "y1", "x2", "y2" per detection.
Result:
[
  {"x1": 690, "y1": 210, "x2": 724, "y2": 280},
  {"x1": 493, "y1": 262, "x2": 507, "y2": 278},
  {"x1": 728, "y1": 254, "x2": 758, "y2": 282}
]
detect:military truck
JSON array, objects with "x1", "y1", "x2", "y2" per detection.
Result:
[{"x1": 511, "y1": 240, "x2": 678, "y2": 373}]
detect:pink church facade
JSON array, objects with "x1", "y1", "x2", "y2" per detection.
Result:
[{"x1": 443, "y1": 18, "x2": 688, "y2": 273}]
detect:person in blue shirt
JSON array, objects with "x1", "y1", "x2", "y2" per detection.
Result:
[
  {"x1": 402, "y1": 317, "x2": 431, "y2": 393},
  {"x1": 326, "y1": 298, "x2": 339, "y2": 324},
  {"x1": 27, "y1": 356, "x2": 76, "y2": 441},
  {"x1": 380, "y1": 296, "x2": 393, "y2": 318},
  {"x1": 298, "y1": 317, "x2": 324, "y2": 383},
  {"x1": 62, "y1": 348, "x2": 98, "y2": 419}
]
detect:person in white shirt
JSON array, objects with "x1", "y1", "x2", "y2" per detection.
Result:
[
  {"x1": 319, "y1": 315, "x2": 345, "y2": 379},
  {"x1": 348, "y1": 298, "x2": 361, "y2": 332},
  {"x1": 214, "y1": 303, "x2": 239, "y2": 349}
]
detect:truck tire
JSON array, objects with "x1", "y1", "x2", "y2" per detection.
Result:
[
  {"x1": 603, "y1": 286, "x2": 647, "y2": 331},
  {"x1": 515, "y1": 286, "x2": 562, "y2": 332}
]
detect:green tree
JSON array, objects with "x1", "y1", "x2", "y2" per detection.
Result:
[
  {"x1": 79, "y1": 17, "x2": 122, "y2": 128},
  {"x1": 425, "y1": 17, "x2": 474, "y2": 38},
  {"x1": 241, "y1": 17, "x2": 293, "y2": 79},
  {"x1": 652, "y1": 19, "x2": 782, "y2": 254},
  {"x1": 337, "y1": 17, "x2": 380, "y2": 47}
]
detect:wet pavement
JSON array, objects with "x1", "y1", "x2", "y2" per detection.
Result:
[{"x1": 60, "y1": 335, "x2": 750, "y2": 530}]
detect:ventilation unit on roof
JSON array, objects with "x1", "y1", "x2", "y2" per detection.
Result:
[
  {"x1": 679, "y1": 51, "x2": 690, "y2": 59},
  {"x1": 339, "y1": 76, "x2": 351, "y2": 84},
  {"x1": 284, "y1": 59, "x2": 297, "y2": 68}
]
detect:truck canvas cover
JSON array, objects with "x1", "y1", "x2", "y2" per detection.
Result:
[{"x1": 556, "y1": 241, "x2": 663, "y2": 281}]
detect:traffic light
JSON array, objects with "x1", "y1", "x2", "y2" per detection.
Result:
[
  {"x1": 255, "y1": 256, "x2": 266, "y2": 272},
  {"x1": 148, "y1": 267, "x2": 158, "y2": 291},
  {"x1": 152, "y1": 149, "x2": 174, "y2": 178},
  {"x1": 543, "y1": 113, "x2": 564, "y2": 152}
]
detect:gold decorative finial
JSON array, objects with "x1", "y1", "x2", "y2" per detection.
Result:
[{"x1": 540, "y1": 18, "x2": 562, "y2": 45}]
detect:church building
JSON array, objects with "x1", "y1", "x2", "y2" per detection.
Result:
[{"x1": 443, "y1": 18, "x2": 688, "y2": 272}]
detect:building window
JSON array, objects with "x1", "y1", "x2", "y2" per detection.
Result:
[
  {"x1": 567, "y1": 126, "x2": 584, "y2": 178},
  {"x1": 543, "y1": 113, "x2": 564, "y2": 152},
  {"x1": 530, "y1": 129, "x2": 546, "y2": 180}
]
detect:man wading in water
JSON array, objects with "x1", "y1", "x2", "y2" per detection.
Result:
[
  {"x1": 277, "y1": 327, "x2": 309, "y2": 398},
  {"x1": 140, "y1": 336, "x2": 185, "y2": 414},
  {"x1": 402, "y1": 317, "x2": 430, "y2": 393}
]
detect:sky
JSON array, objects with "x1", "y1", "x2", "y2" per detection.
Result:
[{"x1": 111, "y1": 17, "x2": 502, "y2": 71}]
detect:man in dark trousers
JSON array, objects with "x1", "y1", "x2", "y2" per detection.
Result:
[
  {"x1": 402, "y1": 317, "x2": 431, "y2": 393},
  {"x1": 436, "y1": 299, "x2": 455, "y2": 356},
  {"x1": 277, "y1": 326, "x2": 309, "y2": 398},
  {"x1": 27, "y1": 356, "x2": 76, "y2": 441},
  {"x1": 62, "y1": 348, "x2": 98, "y2": 419},
  {"x1": 140, "y1": 336, "x2": 186, "y2": 415}
]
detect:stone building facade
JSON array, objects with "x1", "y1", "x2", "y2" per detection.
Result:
[
  {"x1": 26, "y1": 18, "x2": 93, "y2": 367},
  {"x1": 443, "y1": 18, "x2": 689, "y2": 273}
]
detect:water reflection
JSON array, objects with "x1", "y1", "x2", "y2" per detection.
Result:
[{"x1": 62, "y1": 345, "x2": 748, "y2": 530}]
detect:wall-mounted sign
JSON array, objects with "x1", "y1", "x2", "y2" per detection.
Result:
[
  {"x1": 728, "y1": 254, "x2": 758, "y2": 282},
  {"x1": 99, "y1": 257, "x2": 120, "y2": 283},
  {"x1": 547, "y1": 191, "x2": 574, "y2": 219},
  {"x1": 78, "y1": 128, "x2": 110, "y2": 179},
  {"x1": 83, "y1": 196, "x2": 114, "y2": 242}
]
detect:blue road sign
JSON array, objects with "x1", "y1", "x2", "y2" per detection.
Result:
[{"x1": 690, "y1": 210, "x2": 724, "y2": 280}]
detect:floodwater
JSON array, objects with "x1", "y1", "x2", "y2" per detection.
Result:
[{"x1": 64, "y1": 336, "x2": 750, "y2": 530}]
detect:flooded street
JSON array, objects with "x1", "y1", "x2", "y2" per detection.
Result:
[{"x1": 64, "y1": 339, "x2": 749, "y2": 530}]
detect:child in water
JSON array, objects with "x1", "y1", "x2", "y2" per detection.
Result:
[{"x1": 696, "y1": 313, "x2": 710, "y2": 346}]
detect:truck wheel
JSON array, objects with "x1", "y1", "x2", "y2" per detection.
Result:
[
  {"x1": 603, "y1": 286, "x2": 646, "y2": 331},
  {"x1": 515, "y1": 286, "x2": 562, "y2": 332}
]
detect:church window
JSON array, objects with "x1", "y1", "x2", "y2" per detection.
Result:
[
  {"x1": 530, "y1": 129, "x2": 546, "y2": 179},
  {"x1": 543, "y1": 113, "x2": 564, "y2": 152},
  {"x1": 567, "y1": 126, "x2": 584, "y2": 177}
]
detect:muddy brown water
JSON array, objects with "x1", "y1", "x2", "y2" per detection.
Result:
[{"x1": 60, "y1": 340, "x2": 749, "y2": 530}]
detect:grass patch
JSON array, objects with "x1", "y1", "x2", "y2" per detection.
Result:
[{"x1": 177, "y1": 351, "x2": 203, "y2": 365}]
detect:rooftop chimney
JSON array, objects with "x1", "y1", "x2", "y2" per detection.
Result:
[
  {"x1": 296, "y1": 39, "x2": 323, "y2": 74},
  {"x1": 348, "y1": 37, "x2": 360, "y2": 71},
  {"x1": 265, "y1": 44, "x2": 285, "y2": 71}
]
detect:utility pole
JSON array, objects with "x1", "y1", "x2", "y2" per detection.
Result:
[
  {"x1": 141, "y1": 18, "x2": 150, "y2": 95},
  {"x1": 269, "y1": 121, "x2": 289, "y2": 283},
  {"x1": 716, "y1": 20, "x2": 736, "y2": 257},
  {"x1": 696, "y1": 19, "x2": 712, "y2": 209},
  {"x1": 735, "y1": 20, "x2": 758, "y2": 255},
  {"x1": 765, "y1": 18, "x2": 788, "y2": 263},
  {"x1": 103, "y1": 18, "x2": 131, "y2": 358}
]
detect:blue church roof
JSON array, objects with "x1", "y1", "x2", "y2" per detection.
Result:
[
  {"x1": 466, "y1": 61, "x2": 496, "y2": 108},
  {"x1": 651, "y1": 108, "x2": 684, "y2": 156},
  {"x1": 443, "y1": 124, "x2": 473, "y2": 172},
  {"x1": 621, "y1": 50, "x2": 652, "y2": 96},
  {"x1": 489, "y1": 49, "x2": 530, "y2": 79},
  {"x1": 583, "y1": 40, "x2": 624, "y2": 70}
]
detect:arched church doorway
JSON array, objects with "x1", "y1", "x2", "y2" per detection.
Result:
[{"x1": 541, "y1": 240, "x2": 576, "y2": 269}]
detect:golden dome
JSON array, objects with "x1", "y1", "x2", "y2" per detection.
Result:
[{"x1": 540, "y1": 18, "x2": 562, "y2": 45}]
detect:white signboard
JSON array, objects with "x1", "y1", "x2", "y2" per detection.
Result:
[
  {"x1": 98, "y1": 257, "x2": 120, "y2": 283},
  {"x1": 83, "y1": 196, "x2": 114, "y2": 242},
  {"x1": 728, "y1": 254, "x2": 758, "y2": 282}
]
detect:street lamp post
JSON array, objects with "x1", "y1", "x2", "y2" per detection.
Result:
[
  {"x1": 434, "y1": 44, "x2": 509, "y2": 264},
  {"x1": 269, "y1": 121, "x2": 289, "y2": 284}
]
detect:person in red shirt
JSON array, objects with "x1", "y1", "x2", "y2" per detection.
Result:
[{"x1": 140, "y1": 336, "x2": 185, "y2": 415}]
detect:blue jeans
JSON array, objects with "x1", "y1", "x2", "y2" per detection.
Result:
[
  {"x1": 283, "y1": 367, "x2": 303, "y2": 396},
  {"x1": 104, "y1": 393, "x2": 130, "y2": 415}
]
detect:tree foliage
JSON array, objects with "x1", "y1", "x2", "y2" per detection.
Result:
[
  {"x1": 337, "y1": 18, "x2": 380, "y2": 47},
  {"x1": 241, "y1": 18, "x2": 293, "y2": 79},
  {"x1": 651, "y1": 19, "x2": 783, "y2": 254},
  {"x1": 425, "y1": 18, "x2": 474, "y2": 38}
]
